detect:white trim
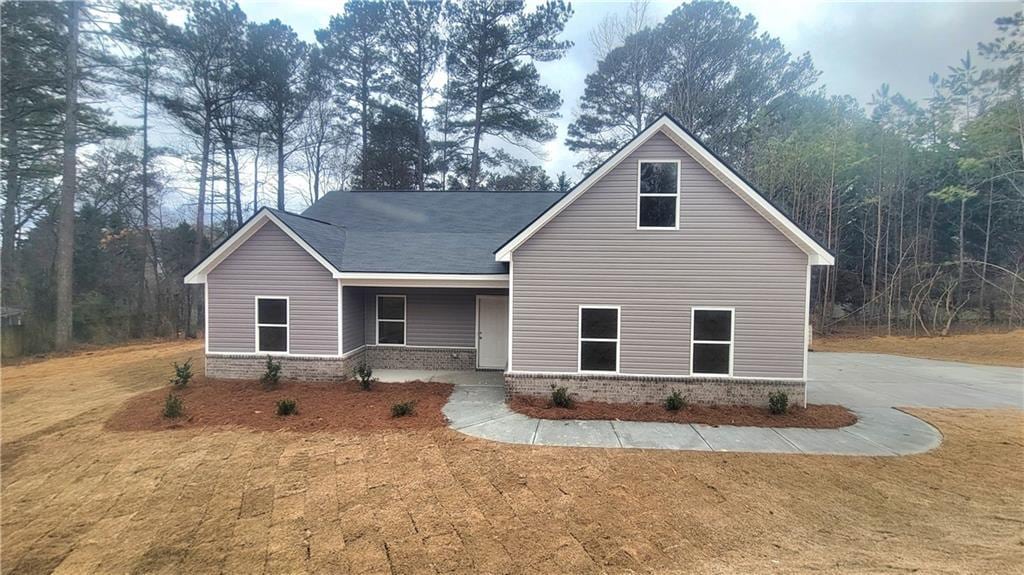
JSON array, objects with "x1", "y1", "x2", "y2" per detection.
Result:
[
  {"x1": 338, "y1": 273, "x2": 508, "y2": 289},
  {"x1": 206, "y1": 351, "x2": 341, "y2": 359},
  {"x1": 255, "y1": 296, "x2": 290, "y2": 355},
  {"x1": 204, "y1": 282, "x2": 210, "y2": 354},
  {"x1": 507, "y1": 256, "x2": 514, "y2": 372},
  {"x1": 507, "y1": 370, "x2": 805, "y2": 382},
  {"x1": 495, "y1": 116, "x2": 834, "y2": 265},
  {"x1": 185, "y1": 210, "x2": 341, "y2": 284},
  {"x1": 375, "y1": 294, "x2": 407, "y2": 346},
  {"x1": 476, "y1": 294, "x2": 510, "y2": 370},
  {"x1": 636, "y1": 159, "x2": 681, "y2": 230},
  {"x1": 577, "y1": 305, "x2": 621, "y2": 374},
  {"x1": 803, "y1": 263, "x2": 811, "y2": 398},
  {"x1": 342, "y1": 280, "x2": 350, "y2": 356},
  {"x1": 690, "y1": 307, "x2": 734, "y2": 377},
  {"x1": 341, "y1": 345, "x2": 366, "y2": 359}
]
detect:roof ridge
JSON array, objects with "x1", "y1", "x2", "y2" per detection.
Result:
[
  {"x1": 268, "y1": 207, "x2": 347, "y2": 229},
  {"x1": 327, "y1": 189, "x2": 565, "y2": 194}
]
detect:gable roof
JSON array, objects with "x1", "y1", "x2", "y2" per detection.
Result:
[
  {"x1": 185, "y1": 191, "x2": 563, "y2": 283},
  {"x1": 494, "y1": 114, "x2": 835, "y2": 266}
]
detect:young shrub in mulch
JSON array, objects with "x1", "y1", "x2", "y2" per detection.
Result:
[
  {"x1": 768, "y1": 391, "x2": 789, "y2": 415},
  {"x1": 163, "y1": 393, "x2": 184, "y2": 418},
  {"x1": 170, "y1": 358, "x2": 193, "y2": 388},
  {"x1": 664, "y1": 390, "x2": 687, "y2": 411},
  {"x1": 261, "y1": 355, "x2": 281, "y2": 389},
  {"x1": 276, "y1": 399, "x2": 297, "y2": 416},
  {"x1": 391, "y1": 400, "x2": 415, "y2": 418},
  {"x1": 550, "y1": 385, "x2": 573, "y2": 409},
  {"x1": 354, "y1": 362, "x2": 375, "y2": 391}
]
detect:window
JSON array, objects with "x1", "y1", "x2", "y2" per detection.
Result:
[
  {"x1": 256, "y1": 297, "x2": 288, "y2": 353},
  {"x1": 376, "y1": 295, "x2": 406, "y2": 345},
  {"x1": 578, "y1": 306, "x2": 619, "y2": 372},
  {"x1": 637, "y1": 160, "x2": 679, "y2": 228},
  {"x1": 691, "y1": 308, "x2": 733, "y2": 375}
]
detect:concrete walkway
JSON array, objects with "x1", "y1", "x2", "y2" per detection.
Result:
[{"x1": 439, "y1": 382, "x2": 942, "y2": 456}]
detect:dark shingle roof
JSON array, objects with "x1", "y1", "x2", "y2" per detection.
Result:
[{"x1": 279, "y1": 191, "x2": 563, "y2": 274}]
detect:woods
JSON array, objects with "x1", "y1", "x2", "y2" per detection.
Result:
[{"x1": 1, "y1": 0, "x2": 1022, "y2": 354}]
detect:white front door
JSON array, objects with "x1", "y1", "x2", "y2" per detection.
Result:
[{"x1": 477, "y1": 295, "x2": 508, "y2": 369}]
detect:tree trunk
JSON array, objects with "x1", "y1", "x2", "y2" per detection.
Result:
[
  {"x1": 469, "y1": 77, "x2": 484, "y2": 190},
  {"x1": 416, "y1": 82, "x2": 425, "y2": 192},
  {"x1": 253, "y1": 131, "x2": 261, "y2": 213},
  {"x1": 957, "y1": 196, "x2": 966, "y2": 304},
  {"x1": 55, "y1": 1, "x2": 80, "y2": 351},
  {"x1": 277, "y1": 127, "x2": 285, "y2": 210},
  {"x1": 140, "y1": 51, "x2": 157, "y2": 336},
  {"x1": 189, "y1": 114, "x2": 212, "y2": 339},
  {"x1": 979, "y1": 178, "x2": 993, "y2": 318},
  {"x1": 2, "y1": 125, "x2": 21, "y2": 308},
  {"x1": 230, "y1": 146, "x2": 243, "y2": 228}
]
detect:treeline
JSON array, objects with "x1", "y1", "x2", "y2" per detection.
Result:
[{"x1": 2, "y1": 1, "x2": 1022, "y2": 355}]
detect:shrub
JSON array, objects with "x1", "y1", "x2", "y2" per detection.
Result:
[
  {"x1": 550, "y1": 385, "x2": 573, "y2": 409},
  {"x1": 768, "y1": 391, "x2": 789, "y2": 415},
  {"x1": 276, "y1": 399, "x2": 297, "y2": 416},
  {"x1": 354, "y1": 362, "x2": 374, "y2": 391},
  {"x1": 163, "y1": 393, "x2": 183, "y2": 418},
  {"x1": 664, "y1": 390, "x2": 687, "y2": 411},
  {"x1": 391, "y1": 400, "x2": 415, "y2": 417},
  {"x1": 170, "y1": 358, "x2": 193, "y2": 387},
  {"x1": 261, "y1": 356, "x2": 281, "y2": 389}
]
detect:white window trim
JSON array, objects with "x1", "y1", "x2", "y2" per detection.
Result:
[
  {"x1": 577, "y1": 305, "x2": 621, "y2": 374},
  {"x1": 636, "y1": 159, "x2": 681, "y2": 230},
  {"x1": 375, "y1": 294, "x2": 407, "y2": 346},
  {"x1": 690, "y1": 306, "x2": 735, "y2": 377},
  {"x1": 255, "y1": 296, "x2": 290, "y2": 355}
]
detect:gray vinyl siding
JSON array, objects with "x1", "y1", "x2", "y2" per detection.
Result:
[
  {"x1": 512, "y1": 131, "x2": 808, "y2": 379},
  {"x1": 359, "y1": 288, "x2": 505, "y2": 348},
  {"x1": 208, "y1": 222, "x2": 338, "y2": 355},
  {"x1": 342, "y1": 286, "x2": 366, "y2": 353}
]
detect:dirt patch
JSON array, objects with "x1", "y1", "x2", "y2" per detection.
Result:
[
  {"x1": 104, "y1": 377, "x2": 453, "y2": 433},
  {"x1": 814, "y1": 329, "x2": 1023, "y2": 367},
  {"x1": 509, "y1": 395, "x2": 857, "y2": 428}
]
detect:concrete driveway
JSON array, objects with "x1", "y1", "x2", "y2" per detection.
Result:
[{"x1": 809, "y1": 352, "x2": 1023, "y2": 409}]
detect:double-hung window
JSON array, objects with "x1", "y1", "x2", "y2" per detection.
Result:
[
  {"x1": 256, "y1": 297, "x2": 288, "y2": 353},
  {"x1": 637, "y1": 160, "x2": 679, "y2": 229},
  {"x1": 578, "y1": 306, "x2": 619, "y2": 373},
  {"x1": 376, "y1": 295, "x2": 406, "y2": 345},
  {"x1": 691, "y1": 308, "x2": 733, "y2": 375}
]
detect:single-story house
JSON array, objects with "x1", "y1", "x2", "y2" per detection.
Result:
[{"x1": 185, "y1": 114, "x2": 834, "y2": 406}]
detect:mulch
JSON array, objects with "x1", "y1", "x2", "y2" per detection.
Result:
[
  {"x1": 105, "y1": 377, "x2": 453, "y2": 433},
  {"x1": 509, "y1": 395, "x2": 857, "y2": 429}
]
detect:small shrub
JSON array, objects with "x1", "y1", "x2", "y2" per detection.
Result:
[
  {"x1": 163, "y1": 393, "x2": 183, "y2": 418},
  {"x1": 354, "y1": 362, "x2": 374, "y2": 391},
  {"x1": 768, "y1": 391, "x2": 789, "y2": 415},
  {"x1": 261, "y1": 355, "x2": 281, "y2": 389},
  {"x1": 550, "y1": 385, "x2": 573, "y2": 409},
  {"x1": 170, "y1": 358, "x2": 194, "y2": 387},
  {"x1": 391, "y1": 400, "x2": 415, "y2": 417},
  {"x1": 276, "y1": 399, "x2": 297, "y2": 416},
  {"x1": 664, "y1": 390, "x2": 687, "y2": 411}
]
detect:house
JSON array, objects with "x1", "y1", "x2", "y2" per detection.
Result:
[{"x1": 185, "y1": 115, "x2": 834, "y2": 406}]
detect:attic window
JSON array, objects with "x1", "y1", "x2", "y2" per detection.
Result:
[{"x1": 637, "y1": 160, "x2": 679, "y2": 229}]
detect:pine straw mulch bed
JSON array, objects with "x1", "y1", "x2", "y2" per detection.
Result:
[
  {"x1": 105, "y1": 377, "x2": 453, "y2": 433},
  {"x1": 509, "y1": 395, "x2": 857, "y2": 429}
]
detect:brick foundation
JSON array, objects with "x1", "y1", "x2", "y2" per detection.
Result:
[
  {"x1": 206, "y1": 354, "x2": 356, "y2": 382},
  {"x1": 363, "y1": 346, "x2": 476, "y2": 370},
  {"x1": 504, "y1": 372, "x2": 805, "y2": 408}
]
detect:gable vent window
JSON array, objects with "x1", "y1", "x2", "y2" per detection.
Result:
[
  {"x1": 578, "y1": 306, "x2": 619, "y2": 373},
  {"x1": 256, "y1": 297, "x2": 288, "y2": 353},
  {"x1": 637, "y1": 160, "x2": 679, "y2": 229},
  {"x1": 691, "y1": 308, "x2": 733, "y2": 376},
  {"x1": 376, "y1": 295, "x2": 406, "y2": 345}
]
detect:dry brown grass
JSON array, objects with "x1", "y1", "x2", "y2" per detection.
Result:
[
  {"x1": 2, "y1": 341, "x2": 1023, "y2": 574},
  {"x1": 814, "y1": 329, "x2": 1024, "y2": 367}
]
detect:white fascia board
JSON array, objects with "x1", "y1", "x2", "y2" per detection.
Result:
[
  {"x1": 184, "y1": 209, "x2": 341, "y2": 284},
  {"x1": 336, "y1": 273, "x2": 509, "y2": 289},
  {"x1": 495, "y1": 116, "x2": 834, "y2": 266}
]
